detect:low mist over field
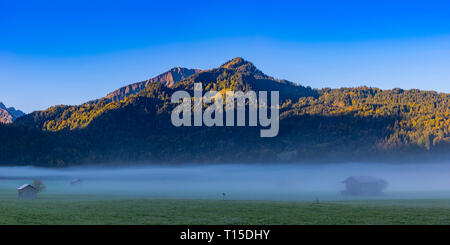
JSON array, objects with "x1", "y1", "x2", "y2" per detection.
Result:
[{"x1": 2, "y1": 163, "x2": 450, "y2": 201}]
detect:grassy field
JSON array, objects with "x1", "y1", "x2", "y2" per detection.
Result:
[
  {"x1": 3, "y1": 165, "x2": 450, "y2": 224},
  {"x1": 2, "y1": 193, "x2": 450, "y2": 224}
]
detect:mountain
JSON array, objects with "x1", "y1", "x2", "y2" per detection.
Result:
[
  {"x1": 104, "y1": 67, "x2": 200, "y2": 102},
  {"x1": 0, "y1": 102, "x2": 25, "y2": 124},
  {"x1": 3, "y1": 57, "x2": 450, "y2": 166},
  {"x1": 15, "y1": 58, "x2": 317, "y2": 131}
]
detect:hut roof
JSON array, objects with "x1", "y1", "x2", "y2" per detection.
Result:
[
  {"x1": 343, "y1": 176, "x2": 381, "y2": 184},
  {"x1": 18, "y1": 184, "x2": 36, "y2": 190}
]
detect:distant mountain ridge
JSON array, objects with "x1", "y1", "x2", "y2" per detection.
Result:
[
  {"x1": 104, "y1": 67, "x2": 200, "y2": 102},
  {"x1": 0, "y1": 102, "x2": 25, "y2": 124}
]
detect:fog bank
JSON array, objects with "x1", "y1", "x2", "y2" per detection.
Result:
[{"x1": 2, "y1": 163, "x2": 450, "y2": 201}]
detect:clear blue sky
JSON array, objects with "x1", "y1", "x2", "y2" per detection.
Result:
[{"x1": 1, "y1": 0, "x2": 450, "y2": 113}]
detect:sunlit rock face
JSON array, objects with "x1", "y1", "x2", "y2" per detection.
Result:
[{"x1": 0, "y1": 102, "x2": 25, "y2": 124}]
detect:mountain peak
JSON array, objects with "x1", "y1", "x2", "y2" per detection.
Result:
[
  {"x1": 169, "y1": 67, "x2": 185, "y2": 72},
  {"x1": 0, "y1": 102, "x2": 25, "y2": 124},
  {"x1": 220, "y1": 57, "x2": 253, "y2": 69}
]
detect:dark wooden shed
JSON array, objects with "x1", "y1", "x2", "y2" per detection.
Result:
[
  {"x1": 18, "y1": 184, "x2": 37, "y2": 199},
  {"x1": 341, "y1": 176, "x2": 387, "y2": 196}
]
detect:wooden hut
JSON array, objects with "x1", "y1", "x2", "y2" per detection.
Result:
[
  {"x1": 18, "y1": 184, "x2": 37, "y2": 199},
  {"x1": 341, "y1": 176, "x2": 387, "y2": 196}
]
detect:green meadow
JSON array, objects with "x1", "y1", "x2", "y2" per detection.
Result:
[{"x1": 2, "y1": 187, "x2": 450, "y2": 225}]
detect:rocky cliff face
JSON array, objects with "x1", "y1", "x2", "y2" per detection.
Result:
[
  {"x1": 0, "y1": 102, "x2": 25, "y2": 124},
  {"x1": 104, "y1": 67, "x2": 201, "y2": 102}
]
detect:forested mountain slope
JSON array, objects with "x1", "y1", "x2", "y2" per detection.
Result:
[{"x1": 3, "y1": 58, "x2": 450, "y2": 166}]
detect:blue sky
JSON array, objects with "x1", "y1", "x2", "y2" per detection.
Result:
[{"x1": 1, "y1": 0, "x2": 450, "y2": 113}]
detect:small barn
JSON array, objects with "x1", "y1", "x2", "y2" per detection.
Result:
[
  {"x1": 18, "y1": 184, "x2": 37, "y2": 199},
  {"x1": 341, "y1": 176, "x2": 387, "y2": 196}
]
